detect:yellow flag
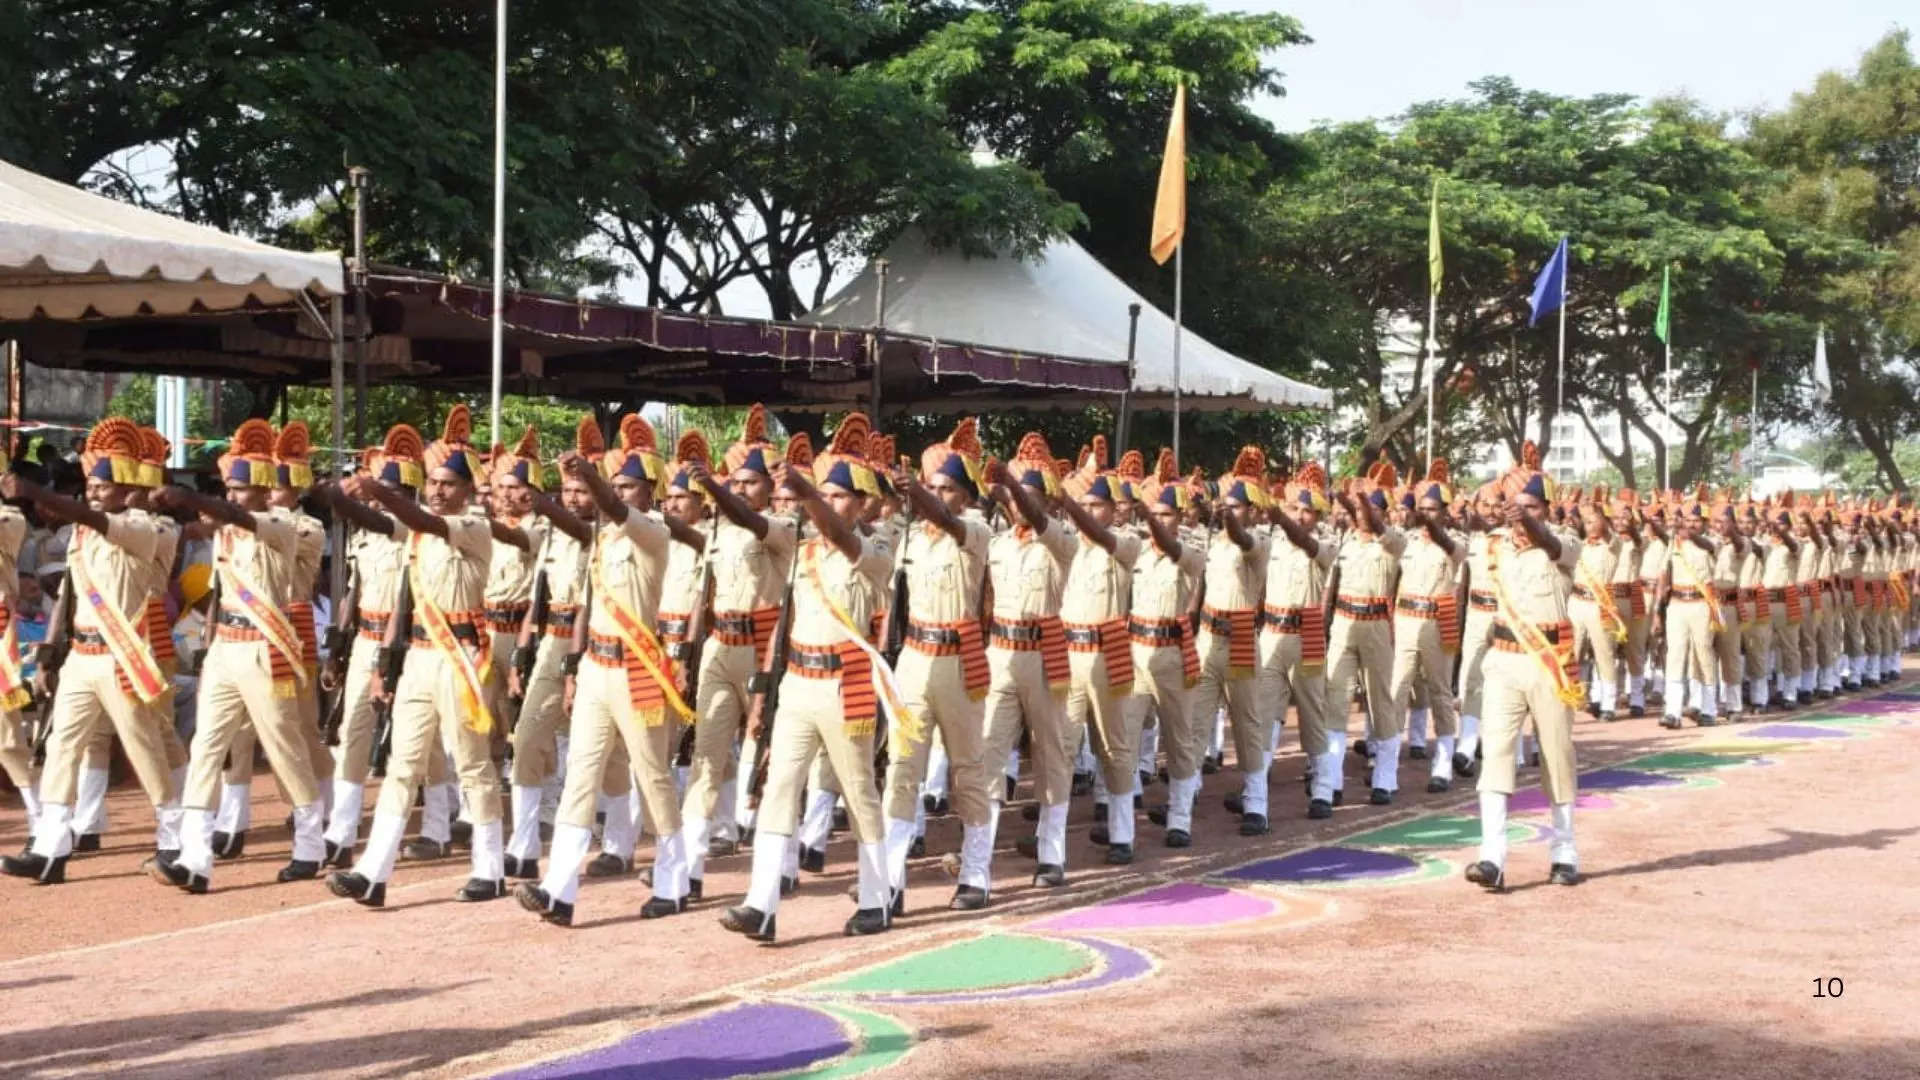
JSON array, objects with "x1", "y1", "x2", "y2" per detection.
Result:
[
  {"x1": 1427, "y1": 176, "x2": 1442, "y2": 297},
  {"x1": 1150, "y1": 83, "x2": 1186, "y2": 266}
]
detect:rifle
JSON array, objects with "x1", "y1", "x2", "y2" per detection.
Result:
[
  {"x1": 673, "y1": 551, "x2": 715, "y2": 768},
  {"x1": 746, "y1": 522, "x2": 802, "y2": 807},
  {"x1": 29, "y1": 564, "x2": 76, "y2": 766},
  {"x1": 369, "y1": 559, "x2": 412, "y2": 777},
  {"x1": 508, "y1": 536, "x2": 551, "y2": 732},
  {"x1": 320, "y1": 562, "x2": 361, "y2": 747}
]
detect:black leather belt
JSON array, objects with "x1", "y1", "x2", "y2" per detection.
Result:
[
  {"x1": 411, "y1": 622, "x2": 481, "y2": 644},
  {"x1": 989, "y1": 620, "x2": 1045, "y2": 643},
  {"x1": 1491, "y1": 622, "x2": 1562, "y2": 645},
  {"x1": 1063, "y1": 627, "x2": 1102, "y2": 647},
  {"x1": 657, "y1": 616, "x2": 690, "y2": 638},
  {"x1": 1263, "y1": 611, "x2": 1303, "y2": 631},
  {"x1": 358, "y1": 614, "x2": 390, "y2": 634},
  {"x1": 1396, "y1": 597, "x2": 1441, "y2": 616},
  {"x1": 546, "y1": 610, "x2": 577, "y2": 631},
  {"x1": 1768, "y1": 587, "x2": 1788, "y2": 601},
  {"x1": 713, "y1": 614, "x2": 756, "y2": 636},
  {"x1": 1670, "y1": 586, "x2": 1707, "y2": 602},
  {"x1": 1336, "y1": 599, "x2": 1390, "y2": 618},
  {"x1": 790, "y1": 648, "x2": 843, "y2": 672},
  {"x1": 1199, "y1": 613, "x2": 1235, "y2": 636},
  {"x1": 1127, "y1": 619, "x2": 1183, "y2": 643},
  {"x1": 1570, "y1": 584, "x2": 1598, "y2": 601},
  {"x1": 217, "y1": 611, "x2": 256, "y2": 630},
  {"x1": 72, "y1": 628, "x2": 109, "y2": 647},
  {"x1": 484, "y1": 604, "x2": 528, "y2": 623},
  {"x1": 588, "y1": 638, "x2": 625, "y2": 661}
]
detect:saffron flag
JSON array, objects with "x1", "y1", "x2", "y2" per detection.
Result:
[
  {"x1": 1529, "y1": 235, "x2": 1568, "y2": 327},
  {"x1": 1150, "y1": 83, "x2": 1186, "y2": 266},
  {"x1": 1427, "y1": 177, "x2": 1442, "y2": 297}
]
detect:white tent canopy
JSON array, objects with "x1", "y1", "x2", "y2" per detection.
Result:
[
  {"x1": 804, "y1": 229, "x2": 1331, "y2": 410},
  {"x1": 0, "y1": 157, "x2": 342, "y2": 320}
]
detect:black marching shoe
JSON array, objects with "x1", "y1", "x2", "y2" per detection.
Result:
[
  {"x1": 1165, "y1": 828, "x2": 1191, "y2": 848},
  {"x1": 1408, "y1": 745, "x2": 1428, "y2": 760},
  {"x1": 1693, "y1": 713, "x2": 1718, "y2": 727},
  {"x1": 1628, "y1": 705, "x2": 1647, "y2": 718},
  {"x1": 73, "y1": 833, "x2": 102, "y2": 853},
  {"x1": 1071, "y1": 771, "x2": 1094, "y2": 796},
  {"x1": 585, "y1": 853, "x2": 633, "y2": 878},
  {"x1": 831, "y1": 807, "x2": 849, "y2": 832},
  {"x1": 1032, "y1": 863, "x2": 1066, "y2": 888},
  {"x1": 1659, "y1": 715, "x2": 1684, "y2": 730},
  {"x1": 1797, "y1": 692, "x2": 1814, "y2": 707},
  {"x1": 1453, "y1": 752, "x2": 1478, "y2": 779},
  {"x1": 326, "y1": 871, "x2": 386, "y2": 908},
  {"x1": 708, "y1": 836, "x2": 738, "y2": 858},
  {"x1": 781, "y1": 875, "x2": 799, "y2": 898},
  {"x1": 1104, "y1": 843, "x2": 1134, "y2": 865},
  {"x1": 1222, "y1": 792, "x2": 1245, "y2": 816},
  {"x1": 1021, "y1": 803, "x2": 1039, "y2": 822},
  {"x1": 720, "y1": 904, "x2": 776, "y2": 942},
  {"x1": 1548, "y1": 863, "x2": 1583, "y2": 886},
  {"x1": 1016, "y1": 836, "x2": 1039, "y2": 859},
  {"x1": 149, "y1": 856, "x2": 208, "y2": 894},
  {"x1": 403, "y1": 837, "x2": 452, "y2": 861},
  {"x1": 688, "y1": 878, "x2": 704, "y2": 902},
  {"x1": 504, "y1": 854, "x2": 540, "y2": 880},
  {"x1": 1369, "y1": 788, "x2": 1394, "y2": 806},
  {"x1": 1307, "y1": 799, "x2": 1333, "y2": 820},
  {"x1": 1239, "y1": 813, "x2": 1271, "y2": 836},
  {"x1": 323, "y1": 841, "x2": 354, "y2": 869},
  {"x1": 455, "y1": 877, "x2": 507, "y2": 902},
  {"x1": 1600, "y1": 710, "x2": 1619, "y2": 723},
  {"x1": 515, "y1": 882, "x2": 573, "y2": 926},
  {"x1": 1427, "y1": 776, "x2": 1452, "y2": 794},
  {"x1": 1138, "y1": 769, "x2": 1155, "y2": 791},
  {"x1": 450, "y1": 820, "x2": 473, "y2": 848},
  {"x1": 212, "y1": 831, "x2": 246, "y2": 859},
  {"x1": 799, "y1": 847, "x2": 827, "y2": 873},
  {"x1": 641, "y1": 895, "x2": 688, "y2": 919},
  {"x1": 1146, "y1": 805, "x2": 1169, "y2": 827},
  {"x1": 949, "y1": 885, "x2": 989, "y2": 911},
  {"x1": 1088, "y1": 822, "x2": 1110, "y2": 846},
  {"x1": 889, "y1": 889, "x2": 906, "y2": 919},
  {"x1": 907, "y1": 836, "x2": 926, "y2": 859},
  {"x1": 276, "y1": 859, "x2": 320, "y2": 883},
  {"x1": 1005, "y1": 774, "x2": 1018, "y2": 802},
  {"x1": 1331, "y1": 788, "x2": 1345, "y2": 807},
  {"x1": 1464, "y1": 860, "x2": 1506, "y2": 892},
  {"x1": 1201, "y1": 752, "x2": 1223, "y2": 775},
  {"x1": 845, "y1": 907, "x2": 891, "y2": 936},
  {"x1": 1, "y1": 852, "x2": 66, "y2": 884}
]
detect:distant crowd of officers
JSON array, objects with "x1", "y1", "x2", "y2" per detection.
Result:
[{"x1": 3, "y1": 407, "x2": 1913, "y2": 937}]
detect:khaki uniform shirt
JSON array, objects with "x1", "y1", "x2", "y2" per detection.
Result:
[
  {"x1": 1334, "y1": 528, "x2": 1406, "y2": 602},
  {"x1": 399, "y1": 513, "x2": 492, "y2": 616},
  {"x1": 1202, "y1": 529, "x2": 1268, "y2": 613},
  {"x1": 708, "y1": 513, "x2": 797, "y2": 617},
  {"x1": 215, "y1": 510, "x2": 299, "y2": 621},
  {"x1": 1131, "y1": 534, "x2": 1203, "y2": 620},
  {"x1": 586, "y1": 511, "x2": 671, "y2": 637},
  {"x1": 1397, "y1": 527, "x2": 1464, "y2": 599},
  {"x1": 791, "y1": 534, "x2": 892, "y2": 651},
  {"x1": 1062, "y1": 532, "x2": 1141, "y2": 625},
  {"x1": 897, "y1": 511, "x2": 990, "y2": 625},
  {"x1": 348, "y1": 527, "x2": 409, "y2": 619},
  {"x1": 1264, "y1": 527, "x2": 1336, "y2": 610},
  {"x1": 0, "y1": 505, "x2": 25, "y2": 603},
  {"x1": 484, "y1": 514, "x2": 549, "y2": 609},
  {"x1": 987, "y1": 522, "x2": 1075, "y2": 621}
]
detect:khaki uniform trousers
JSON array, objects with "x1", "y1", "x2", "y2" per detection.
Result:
[
  {"x1": 1567, "y1": 599, "x2": 1620, "y2": 692},
  {"x1": 1064, "y1": 649, "x2": 1137, "y2": 796},
  {"x1": 372, "y1": 646, "x2": 500, "y2": 824},
  {"x1": 1260, "y1": 629, "x2": 1330, "y2": 755},
  {"x1": 980, "y1": 646, "x2": 1070, "y2": 806},
  {"x1": 1478, "y1": 648, "x2": 1578, "y2": 805},
  {"x1": 1818, "y1": 594, "x2": 1842, "y2": 670},
  {"x1": 555, "y1": 654, "x2": 677, "y2": 837},
  {"x1": 186, "y1": 642, "x2": 319, "y2": 811},
  {"x1": 1456, "y1": 610, "x2": 1495, "y2": 719},
  {"x1": 1842, "y1": 593, "x2": 1865, "y2": 661},
  {"x1": 884, "y1": 648, "x2": 987, "y2": 827},
  {"x1": 1714, "y1": 615, "x2": 1744, "y2": 691},
  {"x1": 1769, "y1": 610, "x2": 1802, "y2": 681},
  {"x1": 1663, "y1": 598, "x2": 1716, "y2": 687},
  {"x1": 1130, "y1": 643, "x2": 1200, "y2": 782},
  {"x1": 1795, "y1": 605, "x2": 1820, "y2": 677},
  {"x1": 1326, "y1": 616, "x2": 1399, "y2": 741},
  {"x1": 332, "y1": 639, "x2": 382, "y2": 785},
  {"x1": 755, "y1": 672, "x2": 881, "y2": 842},
  {"x1": 1622, "y1": 610, "x2": 1651, "y2": 683},
  {"x1": 219, "y1": 690, "x2": 334, "y2": 792},
  {"x1": 684, "y1": 640, "x2": 756, "y2": 822},
  {"x1": 1388, "y1": 615, "x2": 1458, "y2": 738},
  {"x1": 509, "y1": 635, "x2": 571, "y2": 786},
  {"x1": 1, "y1": 708, "x2": 37, "y2": 800},
  {"x1": 1192, "y1": 630, "x2": 1265, "y2": 773},
  {"x1": 38, "y1": 653, "x2": 179, "y2": 809},
  {"x1": 1745, "y1": 606, "x2": 1773, "y2": 680}
]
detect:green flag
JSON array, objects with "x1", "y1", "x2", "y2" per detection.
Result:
[
  {"x1": 1654, "y1": 263, "x2": 1671, "y2": 343},
  {"x1": 1427, "y1": 177, "x2": 1442, "y2": 297}
]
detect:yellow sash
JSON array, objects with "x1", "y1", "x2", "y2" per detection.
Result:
[
  {"x1": 588, "y1": 530, "x2": 694, "y2": 727},
  {"x1": 69, "y1": 528, "x2": 167, "y2": 704},
  {"x1": 0, "y1": 600, "x2": 27, "y2": 711},
  {"x1": 409, "y1": 531, "x2": 494, "y2": 734},
  {"x1": 1675, "y1": 544, "x2": 1725, "y2": 633},
  {"x1": 217, "y1": 528, "x2": 308, "y2": 697},
  {"x1": 1575, "y1": 549, "x2": 1627, "y2": 643},
  {"x1": 1487, "y1": 533, "x2": 1585, "y2": 707},
  {"x1": 804, "y1": 538, "x2": 924, "y2": 748}
]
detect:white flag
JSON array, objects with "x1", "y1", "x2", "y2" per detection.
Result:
[{"x1": 1813, "y1": 324, "x2": 1832, "y2": 406}]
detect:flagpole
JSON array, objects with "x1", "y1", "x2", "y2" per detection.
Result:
[
  {"x1": 1663, "y1": 339, "x2": 1672, "y2": 490},
  {"x1": 1173, "y1": 243, "x2": 1183, "y2": 469},
  {"x1": 1555, "y1": 261, "x2": 1568, "y2": 412},
  {"x1": 1750, "y1": 363, "x2": 1759, "y2": 486},
  {"x1": 488, "y1": 0, "x2": 507, "y2": 443},
  {"x1": 1425, "y1": 290, "x2": 1437, "y2": 467}
]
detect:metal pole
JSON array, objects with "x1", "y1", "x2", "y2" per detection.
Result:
[
  {"x1": 489, "y1": 0, "x2": 507, "y2": 444},
  {"x1": 1117, "y1": 302, "x2": 1142, "y2": 456},
  {"x1": 869, "y1": 258, "x2": 889, "y2": 417},
  {"x1": 349, "y1": 166, "x2": 370, "y2": 449},
  {"x1": 1172, "y1": 244, "x2": 1183, "y2": 469},
  {"x1": 1663, "y1": 340, "x2": 1673, "y2": 491},
  {"x1": 1750, "y1": 363, "x2": 1759, "y2": 486},
  {"x1": 1556, "y1": 273, "x2": 1568, "y2": 412},
  {"x1": 329, "y1": 294, "x2": 347, "y2": 619},
  {"x1": 1425, "y1": 290, "x2": 1438, "y2": 467}
]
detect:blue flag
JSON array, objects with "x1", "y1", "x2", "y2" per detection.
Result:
[{"x1": 1528, "y1": 235, "x2": 1568, "y2": 327}]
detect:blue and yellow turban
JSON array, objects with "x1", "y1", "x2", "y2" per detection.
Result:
[
  {"x1": 602, "y1": 414, "x2": 664, "y2": 485},
  {"x1": 920, "y1": 417, "x2": 984, "y2": 500},
  {"x1": 1219, "y1": 446, "x2": 1271, "y2": 508},
  {"x1": 813, "y1": 413, "x2": 879, "y2": 497},
  {"x1": 1418, "y1": 459, "x2": 1453, "y2": 505},
  {"x1": 1498, "y1": 441, "x2": 1554, "y2": 503},
  {"x1": 1289, "y1": 462, "x2": 1331, "y2": 513},
  {"x1": 669, "y1": 429, "x2": 712, "y2": 498},
  {"x1": 137, "y1": 427, "x2": 168, "y2": 489},
  {"x1": 366, "y1": 424, "x2": 426, "y2": 490},
  {"x1": 489, "y1": 426, "x2": 544, "y2": 491},
  {"x1": 218, "y1": 419, "x2": 277, "y2": 488},
  {"x1": 1010, "y1": 432, "x2": 1061, "y2": 497},
  {"x1": 425, "y1": 404, "x2": 479, "y2": 483},
  {"x1": 274, "y1": 421, "x2": 315, "y2": 491},
  {"x1": 724, "y1": 403, "x2": 784, "y2": 478},
  {"x1": 82, "y1": 418, "x2": 145, "y2": 487}
]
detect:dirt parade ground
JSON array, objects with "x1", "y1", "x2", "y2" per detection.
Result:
[{"x1": 3, "y1": 684, "x2": 1918, "y2": 1080}]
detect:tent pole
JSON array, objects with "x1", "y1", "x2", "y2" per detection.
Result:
[
  {"x1": 329, "y1": 293, "x2": 347, "y2": 624},
  {"x1": 349, "y1": 166, "x2": 370, "y2": 449},
  {"x1": 1172, "y1": 244, "x2": 1183, "y2": 470},
  {"x1": 869, "y1": 259, "x2": 889, "y2": 418},
  {"x1": 488, "y1": 0, "x2": 507, "y2": 443},
  {"x1": 1116, "y1": 301, "x2": 1141, "y2": 456}
]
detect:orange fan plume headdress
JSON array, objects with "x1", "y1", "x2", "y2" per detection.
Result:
[
  {"x1": 1010, "y1": 432, "x2": 1061, "y2": 498},
  {"x1": 217, "y1": 418, "x2": 277, "y2": 489},
  {"x1": 724, "y1": 403, "x2": 784, "y2": 477},
  {"x1": 668, "y1": 429, "x2": 713, "y2": 496},
  {"x1": 814, "y1": 413, "x2": 878, "y2": 496},
  {"x1": 489, "y1": 425, "x2": 543, "y2": 491},
  {"x1": 366, "y1": 424, "x2": 426, "y2": 490},
  {"x1": 271, "y1": 421, "x2": 314, "y2": 491},
  {"x1": 136, "y1": 427, "x2": 169, "y2": 489},
  {"x1": 1219, "y1": 446, "x2": 1271, "y2": 508},
  {"x1": 424, "y1": 404, "x2": 479, "y2": 483},
  {"x1": 920, "y1": 416, "x2": 984, "y2": 499},
  {"x1": 601, "y1": 414, "x2": 664, "y2": 484}
]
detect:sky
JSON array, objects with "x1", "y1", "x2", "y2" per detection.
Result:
[{"x1": 1237, "y1": 0, "x2": 1911, "y2": 131}]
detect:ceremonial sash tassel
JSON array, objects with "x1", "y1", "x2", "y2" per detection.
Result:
[
  {"x1": 588, "y1": 538, "x2": 694, "y2": 731},
  {"x1": 0, "y1": 601, "x2": 28, "y2": 711},
  {"x1": 803, "y1": 540, "x2": 920, "y2": 746},
  {"x1": 1064, "y1": 618, "x2": 1133, "y2": 694},
  {"x1": 1200, "y1": 607, "x2": 1258, "y2": 677},
  {"x1": 70, "y1": 529, "x2": 168, "y2": 705},
  {"x1": 410, "y1": 532, "x2": 495, "y2": 734},
  {"x1": 1487, "y1": 538, "x2": 1584, "y2": 708}
]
